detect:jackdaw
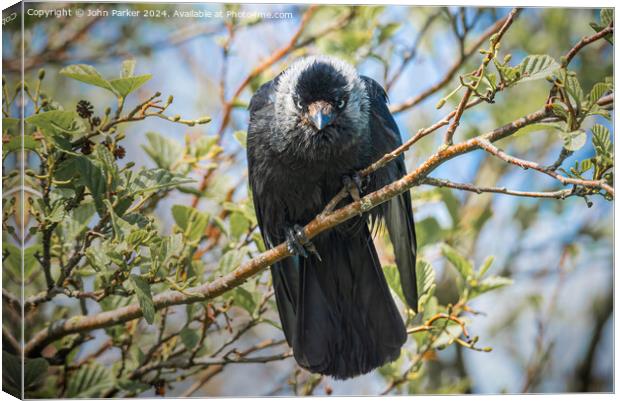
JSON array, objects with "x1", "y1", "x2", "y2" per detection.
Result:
[{"x1": 247, "y1": 55, "x2": 417, "y2": 379}]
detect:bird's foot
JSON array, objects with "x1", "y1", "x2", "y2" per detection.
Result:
[
  {"x1": 285, "y1": 224, "x2": 322, "y2": 261},
  {"x1": 342, "y1": 173, "x2": 364, "y2": 202}
]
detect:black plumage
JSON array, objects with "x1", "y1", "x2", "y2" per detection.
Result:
[{"x1": 246, "y1": 56, "x2": 417, "y2": 379}]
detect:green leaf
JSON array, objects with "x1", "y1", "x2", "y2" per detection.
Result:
[
  {"x1": 179, "y1": 326, "x2": 200, "y2": 349},
  {"x1": 120, "y1": 59, "x2": 136, "y2": 78},
  {"x1": 580, "y1": 158, "x2": 594, "y2": 174},
  {"x1": 55, "y1": 155, "x2": 107, "y2": 215},
  {"x1": 171, "y1": 205, "x2": 209, "y2": 243},
  {"x1": 231, "y1": 287, "x2": 257, "y2": 314},
  {"x1": 217, "y1": 248, "x2": 248, "y2": 274},
  {"x1": 559, "y1": 130, "x2": 586, "y2": 151},
  {"x1": 415, "y1": 259, "x2": 435, "y2": 298},
  {"x1": 591, "y1": 124, "x2": 612, "y2": 156},
  {"x1": 516, "y1": 55, "x2": 560, "y2": 83},
  {"x1": 59, "y1": 64, "x2": 114, "y2": 94},
  {"x1": 470, "y1": 276, "x2": 513, "y2": 298},
  {"x1": 550, "y1": 103, "x2": 568, "y2": 120},
  {"x1": 126, "y1": 229, "x2": 151, "y2": 249},
  {"x1": 588, "y1": 82, "x2": 611, "y2": 104},
  {"x1": 378, "y1": 22, "x2": 400, "y2": 43},
  {"x1": 601, "y1": 8, "x2": 613, "y2": 26},
  {"x1": 142, "y1": 132, "x2": 183, "y2": 170},
  {"x1": 383, "y1": 264, "x2": 406, "y2": 305},
  {"x1": 565, "y1": 74, "x2": 584, "y2": 107},
  {"x1": 441, "y1": 244, "x2": 473, "y2": 279},
  {"x1": 229, "y1": 212, "x2": 250, "y2": 240},
  {"x1": 130, "y1": 275, "x2": 155, "y2": 324},
  {"x1": 513, "y1": 122, "x2": 565, "y2": 137},
  {"x1": 193, "y1": 136, "x2": 219, "y2": 158},
  {"x1": 128, "y1": 168, "x2": 194, "y2": 195},
  {"x1": 416, "y1": 216, "x2": 443, "y2": 247},
  {"x1": 233, "y1": 130, "x2": 247, "y2": 149},
  {"x1": 109, "y1": 74, "x2": 152, "y2": 98},
  {"x1": 478, "y1": 255, "x2": 495, "y2": 278},
  {"x1": 439, "y1": 188, "x2": 460, "y2": 227},
  {"x1": 24, "y1": 357, "x2": 49, "y2": 391},
  {"x1": 2, "y1": 351, "x2": 22, "y2": 397},
  {"x1": 26, "y1": 110, "x2": 82, "y2": 137},
  {"x1": 3, "y1": 135, "x2": 38, "y2": 157},
  {"x1": 2, "y1": 117, "x2": 20, "y2": 135},
  {"x1": 66, "y1": 363, "x2": 115, "y2": 397}
]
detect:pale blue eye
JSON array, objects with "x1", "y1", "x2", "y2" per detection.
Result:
[{"x1": 338, "y1": 99, "x2": 346, "y2": 109}]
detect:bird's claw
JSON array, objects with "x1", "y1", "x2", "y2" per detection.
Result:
[
  {"x1": 285, "y1": 224, "x2": 322, "y2": 261},
  {"x1": 342, "y1": 173, "x2": 363, "y2": 202}
]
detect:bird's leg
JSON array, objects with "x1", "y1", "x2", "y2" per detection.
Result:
[
  {"x1": 342, "y1": 173, "x2": 364, "y2": 202},
  {"x1": 285, "y1": 224, "x2": 322, "y2": 261}
]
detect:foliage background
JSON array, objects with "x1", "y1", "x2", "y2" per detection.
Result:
[{"x1": 1, "y1": 2, "x2": 613, "y2": 397}]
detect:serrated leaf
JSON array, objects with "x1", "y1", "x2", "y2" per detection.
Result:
[
  {"x1": 591, "y1": 124, "x2": 612, "y2": 156},
  {"x1": 441, "y1": 244, "x2": 473, "y2": 279},
  {"x1": 67, "y1": 363, "x2": 115, "y2": 397},
  {"x1": 128, "y1": 168, "x2": 194, "y2": 195},
  {"x1": 171, "y1": 205, "x2": 209, "y2": 243},
  {"x1": 231, "y1": 286, "x2": 257, "y2": 314},
  {"x1": 24, "y1": 357, "x2": 49, "y2": 391},
  {"x1": 179, "y1": 326, "x2": 200, "y2": 349},
  {"x1": 109, "y1": 74, "x2": 152, "y2": 98},
  {"x1": 383, "y1": 264, "x2": 406, "y2": 305},
  {"x1": 229, "y1": 212, "x2": 250, "y2": 240},
  {"x1": 559, "y1": 130, "x2": 586, "y2": 151},
  {"x1": 130, "y1": 275, "x2": 155, "y2": 324},
  {"x1": 565, "y1": 74, "x2": 584, "y2": 107},
  {"x1": 517, "y1": 55, "x2": 560, "y2": 83},
  {"x1": 587, "y1": 104, "x2": 611, "y2": 120},
  {"x1": 588, "y1": 82, "x2": 611, "y2": 104},
  {"x1": 60, "y1": 64, "x2": 115, "y2": 94},
  {"x1": 580, "y1": 158, "x2": 594, "y2": 173},
  {"x1": 55, "y1": 155, "x2": 107, "y2": 215},
  {"x1": 142, "y1": 132, "x2": 183, "y2": 170},
  {"x1": 415, "y1": 259, "x2": 435, "y2": 298},
  {"x1": 601, "y1": 8, "x2": 613, "y2": 26},
  {"x1": 26, "y1": 110, "x2": 82, "y2": 137},
  {"x1": 217, "y1": 247, "x2": 248, "y2": 274}
]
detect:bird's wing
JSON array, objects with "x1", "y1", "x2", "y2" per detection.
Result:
[
  {"x1": 361, "y1": 75, "x2": 418, "y2": 311},
  {"x1": 247, "y1": 77, "x2": 300, "y2": 345}
]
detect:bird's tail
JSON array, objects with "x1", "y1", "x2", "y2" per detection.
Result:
[{"x1": 284, "y1": 226, "x2": 406, "y2": 379}]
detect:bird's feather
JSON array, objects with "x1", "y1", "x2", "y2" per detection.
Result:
[{"x1": 362, "y1": 76, "x2": 418, "y2": 311}]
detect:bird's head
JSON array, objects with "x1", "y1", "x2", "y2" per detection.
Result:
[{"x1": 273, "y1": 56, "x2": 369, "y2": 157}]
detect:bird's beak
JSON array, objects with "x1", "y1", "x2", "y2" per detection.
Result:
[{"x1": 308, "y1": 101, "x2": 333, "y2": 131}]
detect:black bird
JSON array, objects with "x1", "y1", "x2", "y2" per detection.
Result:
[{"x1": 247, "y1": 56, "x2": 417, "y2": 379}]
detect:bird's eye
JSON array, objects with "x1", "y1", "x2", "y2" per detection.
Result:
[
  {"x1": 296, "y1": 100, "x2": 303, "y2": 110},
  {"x1": 337, "y1": 99, "x2": 346, "y2": 109}
]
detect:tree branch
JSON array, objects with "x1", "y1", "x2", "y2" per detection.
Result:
[
  {"x1": 389, "y1": 9, "x2": 516, "y2": 114},
  {"x1": 473, "y1": 137, "x2": 614, "y2": 196},
  {"x1": 443, "y1": 8, "x2": 521, "y2": 145},
  {"x1": 25, "y1": 91, "x2": 613, "y2": 357},
  {"x1": 421, "y1": 177, "x2": 576, "y2": 199}
]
